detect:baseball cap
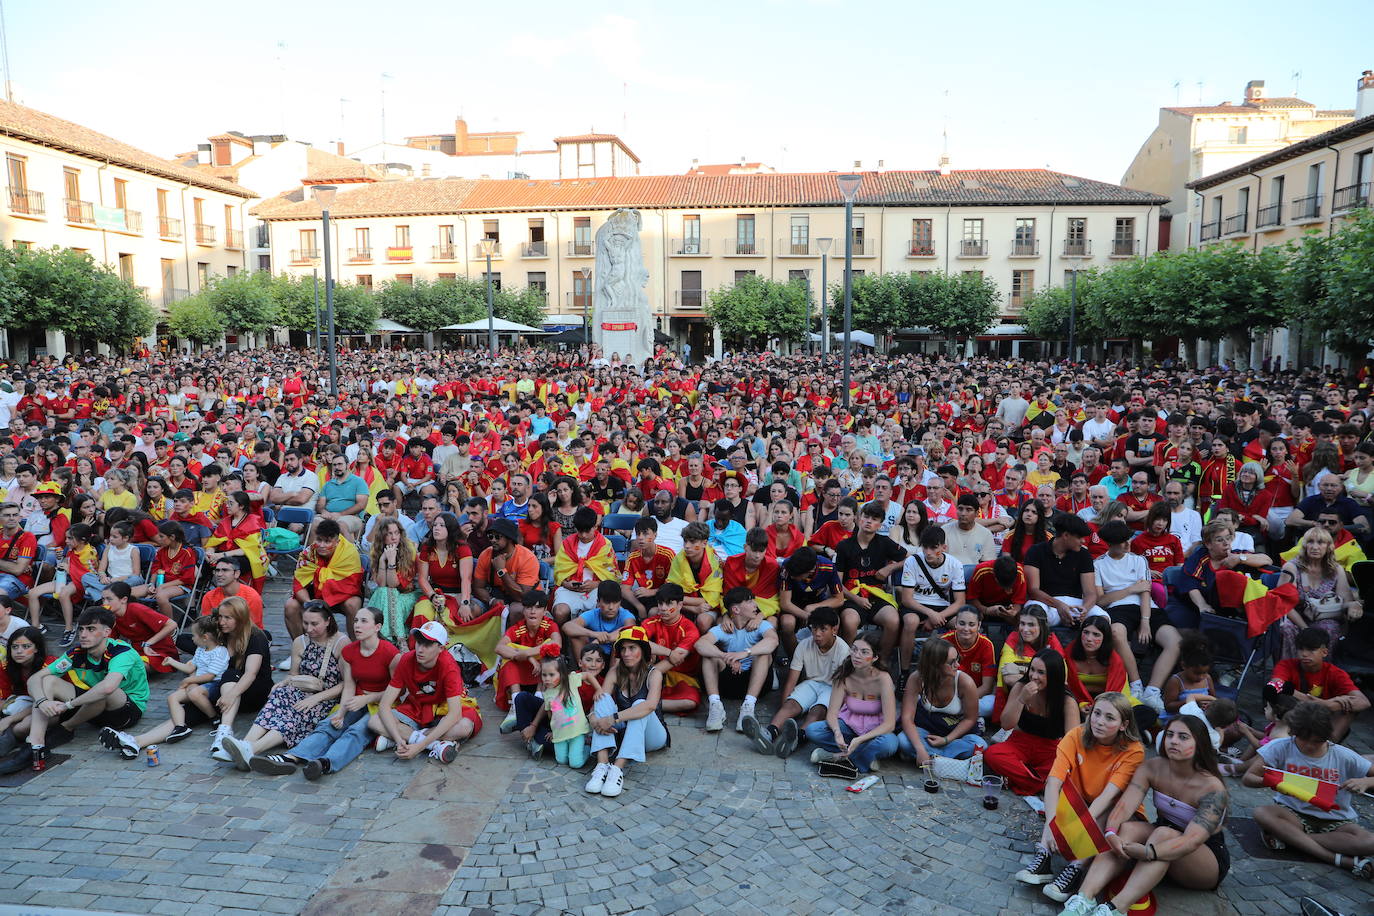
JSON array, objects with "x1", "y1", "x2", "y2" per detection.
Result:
[{"x1": 410, "y1": 621, "x2": 448, "y2": 644}]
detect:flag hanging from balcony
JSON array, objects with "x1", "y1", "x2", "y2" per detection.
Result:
[
  {"x1": 94, "y1": 205, "x2": 126, "y2": 232},
  {"x1": 387, "y1": 246, "x2": 413, "y2": 260}
]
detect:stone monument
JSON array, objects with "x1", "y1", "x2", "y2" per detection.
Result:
[{"x1": 593, "y1": 208, "x2": 652, "y2": 364}]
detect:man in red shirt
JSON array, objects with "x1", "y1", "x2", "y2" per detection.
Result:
[
  {"x1": 642, "y1": 583, "x2": 701, "y2": 714},
  {"x1": 1271, "y1": 627, "x2": 1369, "y2": 742},
  {"x1": 965, "y1": 555, "x2": 1026, "y2": 625},
  {"x1": 621, "y1": 518, "x2": 674, "y2": 617},
  {"x1": 0, "y1": 502, "x2": 37, "y2": 599},
  {"x1": 103, "y1": 582, "x2": 179, "y2": 672},
  {"x1": 1120, "y1": 471, "x2": 1161, "y2": 532},
  {"x1": 371, "y1": 620, "x2": 478, "y2": 763}
]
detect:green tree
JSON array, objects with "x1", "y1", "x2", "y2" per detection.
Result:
[
  {"x1": 707, "y1": 275, "x2": 810, "y2": 348},
  {"x1": 921, "y1": 271, "x2": 1001, "y2": 345},
  {"x1": 842, "y1": 273, "x2": 907, "y2": 334},
  {"x1": 167, "y1": 296, "x2": 226, "y2": 344},
  {"x1": 1307, "y1": 209, "x2": 1374, "y2": 360},
  {"x1": 203, "y1": 270, "x2": 279, "y2": 332},
  {"x1": 269, "y1": 273, "x2": 378, "y2": 334},
  {"x1": 494, "y1": 285, "x2": 549, "y2": 329},
  {"x1": 1, "y1": 246, "x2": 156, "y2": 345}
]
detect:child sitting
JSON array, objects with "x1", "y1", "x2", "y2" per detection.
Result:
[
  {"x1": 1161, "y1": 631, "x2": 1216, "y2": 717},
  {"x1": 26, "y1": 523, "x2": 99, "y2": 646},
  {"x1": 1221, "y1": 692, "x2": 1297, "y2": 776},
  {"x1": 561, "y1": 581, "x2": 636, "y2": 659},
  {"x1": 1270, "y1": 627, "x2": 1370, "y2": 742},
  {"x1": 520, "y1": 649, "x2": 592, "y2": 768},
  {"x1": 98, "y1": 616, "x2": 229, "y2": 759},
  {"x1": 495, "y1": 591, "x2": 560, "y2": 731}
]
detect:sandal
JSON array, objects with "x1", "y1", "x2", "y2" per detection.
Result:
[
  {"x1": 1336, "y1": 855, "x2": 1373, "y2": 879},
  {"x1": 1261, "y1": 830, "x2": 1287, "y2": 852}
]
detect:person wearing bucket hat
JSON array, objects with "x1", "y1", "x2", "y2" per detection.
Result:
[
  {"x1": 583, "y1": 624, "x2": 670, "y2": 799},
  {"x1": 472, "y1": 517, "x2": 539, "y2": 608},
  {"x1": 29, "y1": 480, "x2": 71, "y2": 552},
  {"x1": 368, "y1": 619, "x2": 479, "y2": 764}
]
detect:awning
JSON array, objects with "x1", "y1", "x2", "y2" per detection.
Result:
[
  {"x1": 439, "y1": 317, "x2": 548, "y2": 334},
  {"x1": 807, "y1": 330, "x2": 875, "y2": 347},
  {"x1": 374, "y1": 318, "x2": 419, "y2": 333}
]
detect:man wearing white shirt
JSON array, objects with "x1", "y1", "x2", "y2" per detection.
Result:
[
  {"x1": 0, "y1": 381, "x2": 21, "y2": 430},
  {"x1": 1163, "y1": 480, "x2": 1202, "y2": 552},
  {"x1": 1082, "y1": 401, "x2": 1118, "y2": 452}
]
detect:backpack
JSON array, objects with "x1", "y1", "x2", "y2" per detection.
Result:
[{"x1": 264, "y1": 528, "x2": 302, "y2": 551}]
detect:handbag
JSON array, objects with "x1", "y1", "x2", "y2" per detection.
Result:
[
  {"x1": 1307, "y1": 593, "x2": 1345, "y2": 621},
  {"x1": 818, "y1": 756, "x2": 860, "y2": 781},
  {"x1": 283, "y1": 635, "x2": 337, "y2": 693}
]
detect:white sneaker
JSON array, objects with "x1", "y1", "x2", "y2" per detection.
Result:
[
  {"x1": 989, "y1": 728, "x2": 1012, "y2": 744},
  {"x1": 407, "y1": 729, "x2": 428, "y2": 746},
  {"x1": 223, "y1": 736, "x2": 253, "y2": 772},
  {"x1": 585, "y1": 761, "x2": 611, "y2": 793},
  {"x1": 600, "y1": 764, "x2": 625, "y2": 797},
  {"x1": 276, "y1": 658, "x2": 291, "y2": 671},
  {"x1": 1058, "y1": 894, "x2": 1094, "y2": 916},
  {"x1": 1140, "y1": 685, "x2": 1165, "y2": 714},
  {"x1": 736, "y1": 703, "x2": 756, "y2": 733},
  {"x1": 705, "y1": 700, "x2": 726, "y2": 732},
  {"x1": 210, "y1": 725, "x2": 232, "y2": 762},
  {"x1": 809, "y1": 747, "x2": 838, "y2": 764},
  {"x1": 374, "y1": 734, "x2": 394, "y2": 753},
  {"x1": 428, "y1": 740, "x2": 457, "y2": 763}
]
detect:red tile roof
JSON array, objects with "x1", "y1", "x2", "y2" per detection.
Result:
[
  {"x1": 0, "y1": 100, "x2": 254, "y2": 198},
  {"x1": 253, "y1": 168, "x2": 1164, "y2": 220}
]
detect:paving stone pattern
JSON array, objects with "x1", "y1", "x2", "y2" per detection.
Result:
[{"x1": 3, "y1": 573, "x2": 1372, "y2": 915}]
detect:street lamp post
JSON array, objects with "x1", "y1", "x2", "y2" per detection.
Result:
[
  {"x1": 836, "y1": 176, "x2": 863, "y2": 409},
  {"x1": 480, "y1": 238, "x2": 497, "y2": 356},
  {"x1": 1065, "y1": 254, "x2": 1087, "y2": 362},
  {"x1": 816, "y1": 237, "x2": 832, "y2": 362},
  {"x1": 312, "y1": 266, "x2": 322, "y2": 367},
  {"x1": 314, "y1": 185, "x2": 339, "y2": 397},
  {"x1": 578, "y1": 267, "x2": 593, "y2": 347}
]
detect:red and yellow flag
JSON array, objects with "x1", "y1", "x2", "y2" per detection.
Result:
[
  {"x1": 1213, "y1": 569, "x2": 1298, "y2": 638},
  {"x1": 1262, "y1": 767, "x2": 1339, "y2": 812},
  {"x1": 294, "y1": 537, "x2": 364, "y2": 607},
  {"x1": 414, "y1": 601, "x2": 505, "y2": 672},
  {"x1": 206, "y1": 514, "x2": 268, "y2": 582},
  {"x1": 1049, "y1": 780, "x2": 1111, "y2": 861}
]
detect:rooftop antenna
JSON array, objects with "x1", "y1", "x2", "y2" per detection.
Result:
[
  {"x1": 275, "y1": 41, "x2": 286, "y2": 134},
  {"x1": 1173, "y1": 80, "x2": 1181, "y2": 105},
  {"x1": 338, "y1": 98, "x2": 349, "y2": 150},
  {"x1": 1292, "y1": 70, "x2": 1302, "y2": 96},
  {"x1": 380, "y1": 72, "x2": 393, "y2": 148},
  {"x1": 0, "y1": 0, "x2": 13, "y2": 103}
]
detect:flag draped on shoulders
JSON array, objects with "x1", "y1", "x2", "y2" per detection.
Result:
[
  {"x1": 668, "y1": 548, "x2": 723, "y2": 610},
  {"x1": 294, "y1": 538, "x2": 363, "y2": 606},
  {"x1": 206, "y1": 513, "x2": 268, "y2": 582},
  {"x1": 552, "y1": 532, "x2": 619, "y2": 586}
]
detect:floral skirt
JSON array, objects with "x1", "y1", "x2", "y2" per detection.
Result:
[{"x1": 254, "y1": 685, "x2": 335, "y2": 746}]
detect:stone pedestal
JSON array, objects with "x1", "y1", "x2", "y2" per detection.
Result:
[{"x1": 592, "y1": 209, "x2": 652, "y2": 364}]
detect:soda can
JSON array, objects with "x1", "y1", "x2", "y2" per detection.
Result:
[{"x1": 146, "y1": 746, "x2": 160, "y2": 767}]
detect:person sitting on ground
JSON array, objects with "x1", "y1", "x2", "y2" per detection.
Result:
[
  {"x1": 699, "y1": 586, "x2": 778, "y2": 735},
  {"x1": 897, "y1": 635, "x2": 987, "y2": 769},
  {"x1": 98, "y1": 615, "x2": 228, "y2": 760},
  {"x1": 941, "y1": 605, "x2": 997, "y2": 718},
  {"x1": 286, "y1": 518, "x2": 364, "y2": 649},
  {"x1": 621, "y1": 516, "x2": 674, "y2": 617},
  {"x1": 777, "y1": 546, "x2": 845, "y2": 657},
  {"x1": 562, "y1": 580, "x2": 636, "y2": 659},
  {"x1": 993, "y1": 605, "x2": 1066, "y2": 722},
  {"x1": 0, "y1": 626, "x2": 48, "y2": 741},
  {"x1": 495, "y1": 591, "x2": 561, "y2": 727},
  {"x1": 102, "y1": 582, "x2": 179, "y2": 673},
  {"x1": 1269, "y1": 627, "x2": 1370, "y2": 743},
  {"x1": 1062, "y1": 612, "x2": 1157, "y2": 734},
  {"x1": 641, "y1": 583, "x2": 702, "y2": 716},
  {"x1": 207, "y1": 596, "x2": 274, "y2": 761},
  {"x1": 249, "y1": 605, "x2": 400, "y2": 779},
  {"x1": 1243, "y1": 701, "x2": 1374, "y2": 880},
  {"x1": 897, "y1": 525, "x2": 967, "y2": 669},
  {"x1": 752, "y1": 606, "x2": 846, "y2": 757},
  {"x1": 1160, "y1": 632, "x2": 1218, "y2": 719},
  {"x1": 371, "y1": 619, "x2": 480, "y2": 764},
  {"x1": 803, "y1": 628, "x2": 899, "y2": 775},
  {"x1": 519, "y1": 649, "x2": 591, "y2": 768},
  {"x1": 966, "y1": 554, "x2": 1027, "y2": 627},
  {"x1": 722, "y1": 526, "x2": 782, "y2": 618},
  {"x1": 584, "y1": 625, "x2": 670, "y2": 799},
  {"x1": 1059, "y1": 715, "x2": 1231, "y2": 916},
  {"x1": 220, "y1": 600, "x2": 349, "y2": 771},
  {"x1": 471, "y1": 518, "x2": 540, "y2": 610},
  {"x1": 366, "y1": 517, "x2": 420, "y2": 649},
  {"x1": 1093, "y1": 519, "x2": 1177, "y2": 714},
  {"x1": 1019, "y1": 692, "x2": 1145, "y2": 903},
  {"x1": 26, "y1": 606, "x2": 149, "y2": 771},
  {"x1": 985, "y1": 649, "x2": 1079, "y2": 796},
  {"x1": 668, "y1": 521, "x2": 724, "y2": 632},
  {"x1": 551, "y1": 506, "x2": 620, "y2": 626}
]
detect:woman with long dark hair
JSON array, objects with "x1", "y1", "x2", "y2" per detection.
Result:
[
  {"x1": 414, "y1": 511, "x2": 475, "y2": 631},
  {"x1": 985, "y1": 648, "x2": 1079, "y2": 796},
  {"x1": 584, "y1": 626, "x2": 669, "y2": 799},
  {"x1": 0, "y1": 626, "x2": 49, "y2": 739},
  {"x1": 1002, "y1": 499, "x2": 1051, "y2": 563},
  {"x1": 803, "y1": 629, "x2": 899, "y2": 774}
]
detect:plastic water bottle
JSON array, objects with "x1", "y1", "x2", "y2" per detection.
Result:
[{"x1": 55, "y1": 569, "x2": 68, "y2": 587}]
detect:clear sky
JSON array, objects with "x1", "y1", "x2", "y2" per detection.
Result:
[{"x1": 5, "y1": 0, "x2": 1372, "y2": 184}]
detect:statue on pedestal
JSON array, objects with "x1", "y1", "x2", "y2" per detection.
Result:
[{"x1": 593, "y1": 208, "x2": 652, "y2": 364}]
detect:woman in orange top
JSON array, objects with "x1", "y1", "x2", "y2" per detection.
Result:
[{"x1": 1017, "y1": 692, "x2": 1145, "y2": 901}]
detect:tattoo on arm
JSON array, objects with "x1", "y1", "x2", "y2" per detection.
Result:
[{"x1": 1189, "y1": 789, "x2": 1229, "y2": 835}]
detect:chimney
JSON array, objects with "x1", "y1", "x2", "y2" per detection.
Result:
[
  {"x1": 196, "y1": 143, "x2": 212, "y2": 165},
  {"x1": 937, "y1": 154, "x2": 951, "y2": 176},
  {"x1": 336, "y1": 141, "x2": 345, "y2": 155},
  {"x1": 1244, "y1": 79, "x2": 1265, "y2": 103},
  {"x1": 454, "y1": 118, "x2": 469, "y2": 155},
  {"x1": 1358, "y1": 70, "x2": 1374, "y2": 119},
  {"x1": 854, "y1": 160, "x2": 862, "y2": 169}
]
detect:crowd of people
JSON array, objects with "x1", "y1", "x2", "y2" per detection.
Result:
[{"x1": 0, "y1": 341, "x2": 1373, "y2": 912}]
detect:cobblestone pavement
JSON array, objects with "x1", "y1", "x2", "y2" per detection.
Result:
[{"x1": 3, "y1": 573, "x2": 1371, "y2": 915}]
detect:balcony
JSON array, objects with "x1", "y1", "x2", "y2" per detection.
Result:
[
  {"x1": 957, "y1": 239, "x2": 989, "y2": 258},
  {"x1": 724, "y1": 237, "x2": 765, "y2": 257},
  {"x1": 567, "y1": 241, "x2": 594, "y2": 258},
  {"x1": 347, "y1": 247, "x2": 372, "y2": 263},
  {"x1": 828, "y1": 238, "x2": 874, "y2": 257},
  {"x1": 1061, "y1": 239, "x2": 1092, "y2": 257},
  {"x1": 777, "y1": 239, "x2": 814, "y2": 257},
  {"x1": 1009, "y1": 239, "x2": 1039, "y2": 258},
  {"x1": 194, "y1": 223, "x2": 216, "y2": 246},
  {"x1": 674, "y1": 290, "x2": 705, "y2": 310},
  {"x1": 64, "y1": 198, "x2": 95, "y2": 226},
  {"x1": 521, "y1": 241, "x2": 549, "y2": 258},
  {"x1": 1109, "y1": 238, "x2": 1141, "y2": 258},
  {"x1": 8, "y1": 187, "x2": 44, "y2": 217},
  {"x1": 1199, "y1": 221, "x2": 1221, "y2": 242},
  {"x1": 121, "y1": 209, "x2": 143, "y2": 234},
  {"x1": 161, "y1": 288, "x2": 190, "y2": 307},
  {"x1": 670, "y1": 238, "x2": 709, "y2": 256},
  {"x1": 387, "y1": 246, "x2": 414, "y2": 262},
  {"x1": 431, "y1": 244, "x2": 457, "y2": 262},
  {"x1": 290, "y1": 249, "x2": 320, "y2": 265},
  {"x1": 1333, "y1": 182, "x2": 1371, "y2": 212},
  {"x1": 225, "y1": 228, "x2": 244, "y2": 250},
  {"x1": 158, "y1": 215, "x2": 183, "y2": 240},
  {"x1": 1291, "y1": 194, "x2": 1323, "y2": 221},
  {"x1": 907, "y1": 241, "x2": 936, "y2": 258},
  {"x1": 254, "y1": 225, "x2": 271, "y2": 248},
  {"x1": 1223, "y1": 213, "x2": 1248, "y2": 235},
  {"x1": 1256, "y1": 203, "x2": 1282, "y2": 228}
]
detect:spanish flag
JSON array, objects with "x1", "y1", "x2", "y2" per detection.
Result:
[
  {"x1": 294, "y1": 537, "x2": 364, "y2": 607},
  {"x1": 1213, "y1": 569, "x2": 1299, "y2": 638},
  {"x1": 668, "y1": 546, "x2": 723, "y2": 611},
  {"x1": 1280, "y1": 534, "x2": 1368, "y2": 574},
  {"x1": 206, "y1": 513, "x2": 268, "y2": 583},
  {"x1": 1104, "y1": 874, "x2": 1157, "y2": 915},
  {"x1": 1049, "y1": 780, "x2": 1111, "y2": 861},
  {"x1": 416, "y1": 600, "x2": 505, "y2": 672},
  {"x1": 552, "y1": 532, "x2": 619, "y2": 587},
  {"x1": 1262, "y1": 767, "x2": 1340, "y2": 812}
]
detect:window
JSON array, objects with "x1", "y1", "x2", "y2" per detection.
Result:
[
  {"x1": 156, "y1": 188, "x2": 169, "y2": 218},
  {"x1": 735, "y1": 214, "x2": 756, "y2": 254},
  {"x1": 258, "y1": 255, "x2": 271, "y2": 271},
  {"x1": 961, "y1": 218, "x2": 985, "y2": 256},
  {"x1": 482, "y1": 219, "x2": 499, "y2": 242},
  {"x1": 197, "y1": 262, "x2": 210, "y2": 288},
  {"x1": 572, "y1": 271, "x2": 592, "y2": 313},
  {"x1": 527, "y1": 271, "x2": 547, "y2": 296},
  {"x1": 193, "y1": 197, "x2": 205, "y2": 224},
  {"x1": 1066, "y1": 217, "x2": 1088, "y2": 255},
  {"x1": 437, "y1": 273, "x2": 456, "y2": 281},
  {"x1": 851, "y1": 269, "x2": 865, "y2": 277},
  {"x1": 1228, "y1": 126, "x2": 1248, "y2": 145},
  {"x1": 850, "y1": 214, "x2": 865, "y2": 252},
  {"x1": 299, "y1": 229, "x2": 318, "y2": 258},
  {"x1": 788, "y1": 269, "x2": 809, "y2": 284},
  {"x1": 1356, "y1": 150, "x2": 1373, "y2": 189},
  {"x1": 734, "y1": 270, "x2": 755, "y2": 284},
  {"x1": 1270, "y1": 175, "x2": 1285, "y2": 206},
  {"x1": 527, "y1": 218, "x2": 545, "y2": 255},
  {"x1": 354, "y1": 227, "x2": 371, "y2": 257},
  {"x1": 1011, "y1": 269, "x2": 1033, "y2": 306},
  {"x1": 962, "y1": 270, "x2": 981, "y2": 279},
  {"x1": 573, "y1": 217, "x2": 592, "y2": 255},
  {"x1": 397, "y1": 274, "x2": 414, "y2": 286},
  {"x1": 1211, "y1": 196, "x2": 1223, "y2": 223},
  {"x1": 224, "y1": 204, "x2": 234, "y2": 234},
  {"x1": 113, "y1": 178, "x2": 128, "y2": 211},
  {"x1": 11, "y1": 240, "x2": 29, "y2": 250},
  {"x1": 226, "y1": 265, "x2": 237, "y2": 277},
  {"x1": 962, "y1": 218, "x2": 984, "y2": 241},
  {"x1": 483, "y1": 272, "x2": 501, "y2": 290},
  {"x1": 1113, "y1": 218, "x2": 1136, "y2": 255},
  {"x1": 395, "y1": 225, "x2": 411, "y2": 247},
  {"x1": 118, "y1": 253, "x2": 135, "y2": 284},
  {"x1": 437, "y1": 225, "x2": 455, "y2": 258},
  {"x1": 64, "y1": 168, "x2": 89, "y2": 223},
  {"x1": 527, "y1": 218, "x2": 544, "y2": 242},
  {"x1": 356, "y1": 274, "x2": 372, "y2": 288},
  {"x1": 161, "y1": 259, "x2": 176, "y2": 292},
  {"x1": 6, "y1": 153, "x2": 27, "y2": 192},
  {"x1": 681, "y1": 214, "x2": 701, "y2": 254},
  {"x1": 789, "y1": 214, "x2": 809, "y2": 254},
  {"x1": 1013, "y1": 217, "x2": 1035, "y2": 255},
  {"x1": 679, "y1": 270, "x2": 702, "y2": 309},
  {"x1": 910, "y1": 218, "x2": 933, "y2": 255},
  {"x1": 213, "y1": 138, "x2": 232, "y2": 166}
]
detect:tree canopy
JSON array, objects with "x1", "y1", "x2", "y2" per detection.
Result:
[
  {"x1": 706, "y1": 274, "x2": 811, "y2": 348},
  {"x1": 0, "y1": 245, "x2": 157, "y2": 344},
  {"x1": 837, "y1": 271, "x2": 1001, "y2": 344}
]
